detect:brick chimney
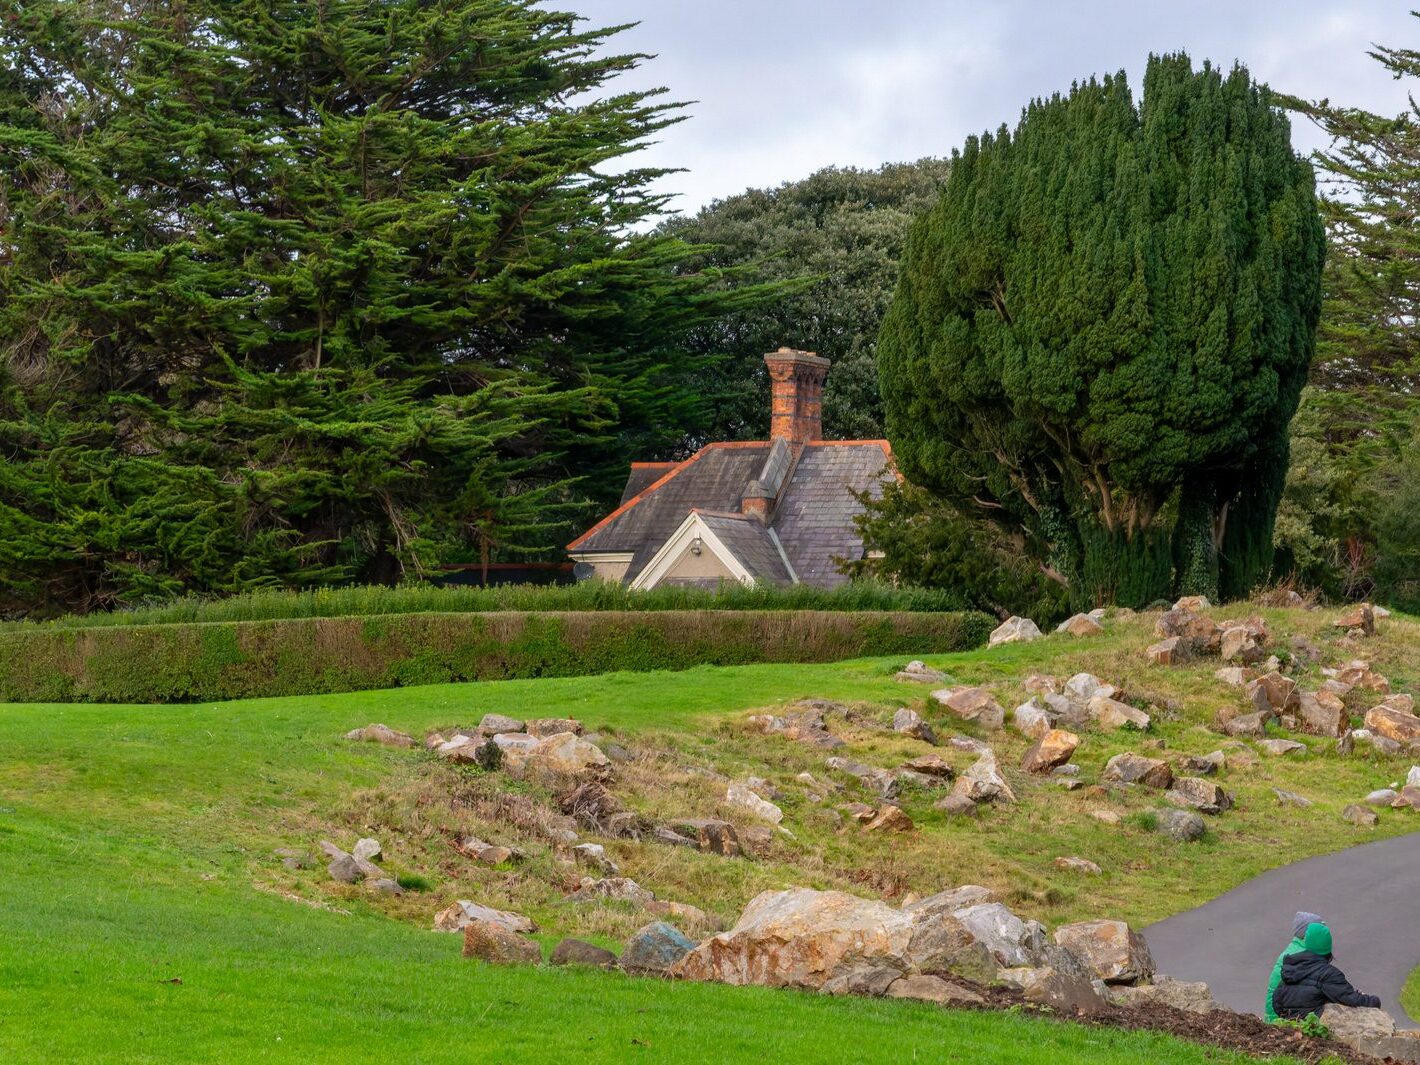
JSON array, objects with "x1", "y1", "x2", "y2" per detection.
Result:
[{"x1": 764, "y1": 347, "x2": 830, "y2": 449}]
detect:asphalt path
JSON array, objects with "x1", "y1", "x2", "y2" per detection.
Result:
[{"x1": 1145, "y1": 831, "x2": 1420, "y2": 1025}]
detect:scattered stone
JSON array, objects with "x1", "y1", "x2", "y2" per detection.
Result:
[
  {"x1": 369, "y1": 877, "x2": 403, "y2": 895},
  {"x1": 550, "y1": 938, "x2": 617, "y2": 968},
  {"x1": 1336, "y1": 660, "x2": 1389, "y2": 694},
  {"x1": 951, "y1": 750, "x2": 1017, "y2": 804},
  {"x1": 1214, "y1": 666, "x2": 1248, "y2": 686},
  {"x1": 1022, "y1": 729, "x2": 1080, "y2": 774},
  {"x1": 569, "y1": 876, "x2": 655, "y2": 906},
  {"x1": 1054, "y1": 856, "x2": 1102, "y2": 875},
  {"x1": 1343, "y1": 804, "x2": 1380, "y2": 827},
  {"x1": 1145, "y1": 637, "x2": 1187, "y2": 666},
  {"x1": 1155, "y1": 609, "x2": 1222, "y2": 654},
  {"x1": 1165, "y1": 777, "x2": 1233, "y2": 815},
  {"x1": 1391, "y1": 785, "x2": 1420, "y2": 810},
  {"x1": 896, "y1": 661, "x2": 949, "y2": 684},
  {"x1": 1247, "y1": 672, "x2": 1299, "y2": 714},
  {"x1": 343, "y1": 723, "x2": 415, "y2": 748},
  {"x1": 892, "y1": 707, "x2": 937, "y2": 744},
  {"x1": 478, "y1": 713, "x2": 525, "y2": 735},
  {"x1": 989, "y1": 616, "x2": 1042, "y2": 646},
  {"x1": 1023, "y1": 673, "x2": 1059, "y2": 696},
  {"x1": 1012, "y1": 698, "x2": 1056, "y2": 740},
  {"x1": 621, "y1": 921, "x2": 698, "y2": 974},
  {"x1": 1090, "y1": 809, "x2": 1122, "y2": 826},
  {"x1": 1221, "y1": 711, "x2": 1270, "y2": 738},
  {"x1": 526, "y1": 717, "x2": 583, "y2": 738},
  {"x1": 1219, "y1": 627, "x2": 1262, "y2": 664},
  {"x1": 826, "y1": 757, "x2": 900, "y2": 799},
  {"x1": 1064, "y1": 673, "x2": 1118, "y2": 704},
  {"x1": 1054, "y1": 920, "x2": 1155, "y2": 985},
  {"x1": 434, "y1": 900, "x2": 537, "y2": 935},
  {"x1": 1155, "y1": 809, "x2": 1206, "y2": 842},
  {"x1": 1321, "y1": 1003, "x2": 1395, "y2": 1052},
  {"x1": 1297, "y1": 690, "x2": 1348, "y2": 738},
  {"x1": 885, "y1": 974, "x2": 986, "y2": 1005},
  {"x1": 462, "y1": 920, "x2": 540, "y2": 965},
  {"x1": 1353, "y1": 728, "x2": 1402, "y2": 755},
  {"x1": 646, "y1": 899, "x2": 716, "y2": 930},
  {"x1": 934, "y1": 793, "x2": 978, "y2": 817},
  {"x1": 1089, "y1": 696, "x2": 1151, "y2": 731},
  {"x1": 327, "y1": 853, "x2": 363, "y2": 884},
  {"x1": 864, "y1": 805, "x2": 915, "y2": 833},
  {"x1": 725, "y1": 783, "x2": 784, "y2": 824},
  {"x1": 671, "y1": 819, "x2": 742, "y2": 857},
  {"x1": 1334, "y1": 603, "x2": 1376, "y2": 637},
  {"x1": 947, "y1": 735, "x2": 991, "y2": 754},
  {"x1": 1273, "y1": 788, "x2": 1314, "y2": 809},
  {"x1": 1365, "y1": 788, "x2": 1400, "y2": 807},
  {"x1": 1366, "y1": 705, "x2": 1420, "y2": 746},
  {"x1": 352, "y1": 837, "x2": 382, "y2": 862},
  {"x1": 953, "y1": 902, "x2": 1046, "y2": 968},
  {"x1": 1058, "y1": 613, "x2": 1105, "y2": 638},
  {"x1": 1101, "y1": 753, "x2": 1173, "y2": 790},
  {"x1": 746, "y1": 704, "x2": 844, "y2": 750},
  {"x1": 1180, "y1": 750, "x2": 1226, "y2": 776},
  {"x1": 1174, "y1": 595, "x2": 1211, "y2": 612},
  {"x1": 903, "y1": 754, "x2": 954, "y2": 779},
  {"x1": 931, "y1": 687, "x2": 1006, "y2": 730},
  {"x1": 571, "y1": 842, "x2": 619, "y2": 877},
  {"x1": 840, "y1": 801, "x2": 877, "y2": 823},
  {"x1": 1257, "y1": 738, "x2": 1305, "y2": 757},
  {"x1": 1109, "y1": 976, "x2": 1221, "y2": 1014}
]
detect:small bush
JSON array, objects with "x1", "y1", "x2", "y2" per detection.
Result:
[{"x1": 396, "y1": 874, "x2": 432, "y2": 892}]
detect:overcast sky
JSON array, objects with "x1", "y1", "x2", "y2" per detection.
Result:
[{"x1": 568, "y1": 1, "x2": 1419, "y2": 218}]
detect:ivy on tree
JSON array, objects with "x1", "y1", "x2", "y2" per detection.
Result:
[{"x1": 879, "y1": 54, "x2": 1324, "y2": 609}]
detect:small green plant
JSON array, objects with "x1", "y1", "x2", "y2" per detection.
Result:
[
  {"x1": 395, "y1": 874, "x2": 432, "y2": 892},
  {"x1": 1275, "y1": 1014, "x2": 1331, "y2": 1039},
  {"x1": 1126, "y1": 811, "x2": 1159, "y2": 832}
]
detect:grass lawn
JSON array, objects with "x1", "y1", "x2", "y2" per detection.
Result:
[{"x1": 2, "y1": 605, "x2": 1414, "y2": 1062}]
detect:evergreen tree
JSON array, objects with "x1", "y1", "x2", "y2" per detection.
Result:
[
  {"x1": 879, "y1": 54, "x2": 1324, "y2": 609},
  {"x1": 660, "y1": 160, "x2": 951, "y2": 444},
  {"x1": 0, "y1": 0, "x2": 734, "y2": 615}
]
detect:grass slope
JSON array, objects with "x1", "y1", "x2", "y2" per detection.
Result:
[{"x1": 3, "y1": 605, "x2": 1414, "y2": 1062}]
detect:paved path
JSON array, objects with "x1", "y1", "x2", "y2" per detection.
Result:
[{"x1": 1145, "y1": 831, "x2": 1420, "y2": 1025}]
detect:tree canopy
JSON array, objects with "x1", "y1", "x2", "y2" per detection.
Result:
[
  {"x1": 659, "y1": 160, "x2": 951, "y2": 444},
  {"x1": 879, "y1": 54, "x2": 1325, "y2": 609},
  {"x1": 0, "y1": 0, "x2": 740, "y2": 615}
]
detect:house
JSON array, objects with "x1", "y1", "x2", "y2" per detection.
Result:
[{"x1": 566, "y1": 348, "x2": 893, "y2": 589}]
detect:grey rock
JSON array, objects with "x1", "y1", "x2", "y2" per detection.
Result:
[
  {"x1": 1155, "y1": 809, "x2": 1206, "y2": 842},
  {"x1": 620, "y1": 921, "x2": 697, "y2": 974},
  {"x1": 550, "y1": 938, "x2": 618, "y2": 968}
]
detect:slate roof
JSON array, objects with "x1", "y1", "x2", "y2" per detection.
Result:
[{"x1": 569, "y1": 440, "x2": 891, "y2": 588}]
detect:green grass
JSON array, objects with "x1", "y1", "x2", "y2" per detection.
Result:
[
  {"x1": 1, "y1": 578, "x2": 971, "y2": 630},
  {"x1": 4, "y1": 605, "x2": 1417, "y2": 1061},
  {"x1": 1402, "y1": 963, "x2": 1420, "y2": 1021}
]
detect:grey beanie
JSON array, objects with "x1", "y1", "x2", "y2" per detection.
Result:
[{"x1": 1293, "y1": 911, "x2": 1324, "y2": 940}]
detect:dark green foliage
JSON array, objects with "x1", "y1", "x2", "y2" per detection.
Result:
[
  {"x1": 0, "y1": 0, "x2": 739, "y2": 616},
  {"x1": 849, "y1": 482, "x2": 1069, "y2": 623},
  {"x1": 1372, "y1": 438, "x2": 1420, "y2": 613},
  {"x1": 659, "y1": 160, "x2": 952, "y2": 443},
  {"x1": 879, "y1": 54, "x2": 1324, "y2": 608},
  {"x1": 0, "y1": 609, "x2": 994, "y2": 703}
]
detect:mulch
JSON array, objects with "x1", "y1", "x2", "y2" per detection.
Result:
[{"x1": 962, "y1": 983, "x2": 1392, "y2": 1064}]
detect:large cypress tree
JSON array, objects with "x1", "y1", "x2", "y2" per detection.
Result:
[
  {"x1": 879, "y1": 54, "x2": 1324, "y2": 609},
  {"x1": 0, "y1": 1, "x2": 730, "y2": 614}
]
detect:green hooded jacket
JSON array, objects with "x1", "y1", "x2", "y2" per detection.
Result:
[{"x1": 1267, "y1": 911, "x2": 1325, "y2": 1022}]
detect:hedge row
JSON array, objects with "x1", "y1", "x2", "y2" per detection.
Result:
[{"x1": 0, "y1": 609, "x2": 994, "y2": 704}]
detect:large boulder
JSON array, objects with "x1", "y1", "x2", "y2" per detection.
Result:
[
  {"x1": 1146, "y1": 637, "x2": 1188, "y2": 666},
  {"x1": 526, "y1": 717, "x2": 584, "y2": 738},
  {"x1": 952, "y1": 902, "x2": 1046, "y2": 967},
  {"x1": 1165, "y1": 777, "x2": 1233, "y2": 815},
  {"x1": 903, "y1": 885, "x2": 997, "y2": 917},
  {"x1": 1021, "y1": 729, "x2": 1080, "y2": 774},
  {"x1": 1089, "y1": 696, "x2": 1151, "y2": 731},
  {"x1": 1012, "y1": 699, "x2": 1057, "y2": 740},
  {"x1": 1005, "y1": 965, "x2": 1107, "y2": 1013},
  {"x1": 621, "y1": 921, "x2": 697, "y2": 974},
  {"x1": 884, "y1": 974, "x2": 986, "y2": 1005},
  {"x1": 434, "y1": 900, "x2": 537, "y2": 934},
  {"x1": 1058, "y1": 613, "x2": 1105, "y2": 638},
  {"x1": 1297, "y1": 690, "x2": 1348, "y2": 737},
  {"x1": 931, "y1": 687, "x2": 1006, "y2": 730},
  {"x1": 344, "y1": 723, "x2": 415, "y2": 748},
  {"x1": 478, "y1": 713, "x2": 526, "y2": 735},
  {"x1": 1053, "y1": 920, "x2": 1155, "y2": 985},
  {"x1": 1334, "y1": 603, "x2": 1376, "y2": 637},
  {"x1": 1246, "y1": 672, "x2": 1299, "y2": 714},
  {"x1": 1101, "y1": 753, "x2": 1173, "y2": 790},
  {"x1": 550, "y1": 939, "x2": 617, "y2": 968},
  {"x1": 1063, "y1": 673, "x2": 1118, "y2": 704},
  {"x1": 1321, "y1": 1004, "x2": 1395, "y2": 1052},
  {"x1": 1108, "y1": 976, "x2": 1221, "y2": 1014},
  {"x1": 462, "y1": 921, "x2": 541, "y2": 965},
  {"x1": 1365, "y1": 705, "x2": 1420, "y2": 746},
  {"x1": 989, "y1": 616, "x2": 1042, "y2": 646}
]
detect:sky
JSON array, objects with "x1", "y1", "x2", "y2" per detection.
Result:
[{"x1": 567, "y1": 1, "x2": 1419, "y2": 218}]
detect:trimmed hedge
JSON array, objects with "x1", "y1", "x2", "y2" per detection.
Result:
[{"x1": 0, "y1": 609, "x2": 993, "y2": 704}]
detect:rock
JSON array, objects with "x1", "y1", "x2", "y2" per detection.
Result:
[
  {"x1": 864, "y1": 805, "x2": 915, "y2": 832},
  {"x1": 1155, "y1": 609, "x2": 1221, "y2": 654},
  {"x1": 1354, "y1": 729, "x2": 1402, "y2": 755},
  {"x1": 903, "y1": 754, "x2": 955, "y2": 779},
  {"x1": 549, "y1": 938, "x2": 617, "y2": 968},
  {"x1": 1174, "y1": 595, "x2": 1211, "y2": 612},
  {"x1": 434, "y1": 900, "x2": 537, "y2": 935},
  {"x1": 746, "y1": 707, "x2": 844, "y2": 750},
  {"x1": 725, "y1": 783, "x2": 784, "y2": 824},
  {"x1": 1165, "y1": 777, "x2": 1233, "y2": 815},
  {"x1": 825, "y1": 757, "x2": 900, "y2": 800},
  {"x1": 462, "y1": 921, "x2": 541, "y2": 965},
  {"x1": 1343, "y1": 803, "x2": 1380, "y2": 826},
  {"x1": 1089, "y1": 697, "x2": 1150, "y2": 731},
  {"x1": 344, "y1": 723, "x2": 415, "y2": 748},
  {"x1": 439, "y1": 735, "x2": 504, "y2": 768},
  {"x1": 352, "y1": 838, "x2": 381, "y2": 862},
  {"x1": 1221, "y1": 711, "x2": 1270, "y2": 738},
  {"x1": 557, "y1": 780, "x2": 625, "y2": 832},
  {"x1": 1022, "y1": 729, "x2": 1080, "y2": 774},
  {"x1": 1180, "y1": 750, "x2": 1226, "y2": 776},
  {"x1": 672, "y1": 819, "x2": 742, "y2": 857},
  {"x1": 1155, "y1": 809, "x2": 1206, "y2": 842},
  {"x1": 1091, "y1": 809, "x2": 1122, "y2": 826},
  {"x1": 1101, "y1": 753, "x2": 1173, "y2": 790},
  {"x1": 478, "y1": 713, "x2": 526, "y2": 735},
  {"x1": 1334, "y1": 603, "x2": 1376, "y2": 637},
  {"x1": 951, "y1": 750, "x2": 1017, "y2": 804},
  {"x1": 1321, "y1": 1004, "x2": 1395, "y2": 1050},
  {"x1": 933, "y1": 793, "x2": 978, "y2": 817},
  {"x1": 1058, "y1": 613, "x2": 1105, "y2": 637},
  {"x1": 1214, "y1": 666, "x2": 1248, "y2": 686},
  {"x1": 645, "y1": 899, "x2": 715, "y2": 930},
  {"x1": 1219, "y1": 627, "x2": 1262, "y2": 664},
  {"x1": 1054, "y1": 920, "x2": 1155, "y2": 985},
  {"x1": 840, "y1": 801, "x2": 877, "y2": 823},
  {"x1": 506, "y1": 732, "x2": 609, "y2": 776},
  {"x1": 1391, "y1": 785, "x2": 1420, "y2": 810},
  {"x1": 931, "y1": 687, "x2": 1006, "y2": 730},
  {"x1": 1257, "y1": 738, "x2": 1305, "y2": 756},
  {"x1": 1247, "y1": 672, "x2": 1299, "y2": 713},
  {"x1": 1366, "y1": 788, "x2": 1400, "y2": 807},
  {"x1": 571, "y1": 842, "x2": 619, "y2": 877},
  {"x1": 989, "y1": 616, "x2": 1042, "y2": 646},
  {"x1": 621, "y1": 921, "x2": 697, "y2": 974},
  {"x1": 1336, "y1": 660, "x2": 1390, "y2": 694},
  {"x1": 670, "y1": 888, "x2": 914, "y2": 990},
  {"x1": 327, "y1": 853, "x2": 363, "y2": 883},
  {"x1": 1297, "y1": 690, "x2": 1348, "y2": 737},
  {"x1": 819, "y1": 964, "x2": 907, "y2": 997},
  {"x1": 1408, "y1": 765, "x2": 1420, "y2": 789},
  {"x1": 885, "y1": 974, "x2": 985, "y2": 1005},
  {"x1": 1109, "y1": 976, "x2": 1221, "y2": 1014},
  {"x1": 1387, "y1": 695, "x2": 1418, "y2": 716},
  {"x1": 1054, "y1": 856, "x2": 1103, "y2": 875},
  {"x1": 1366, "y1": 705, "x2": 1420, "y2": 745},
  {"x1": 369, "y1": 877, "x2": 403, "y2": 895},
  {"x1": 461, "y1": 838, "x2": 516, "y2": 866},
  {"x1": 526, "y1": 717, "x2": 583, "y2": 738},
  {"x1": 1146, "y1": 637, "x2": 1188, "y2": 666},
  {"x1": 904, "y1": 886, "x2": 997, "y2": 916},
  {"x1": 1064, "y1": 672, "x2": 1118, "y2": 704},
  {"x1": 1272, "y1": 788, "x2": 1314, "y2": 809},
  {"x1": 896, "y1": 661, "x2": 949, "y2": 684},
  {"x1": 568, "y1": 877, "x2": 655, "y2": 906},
  {"x1": 892, "y1": 708, "x2": 937, "y2": 744},
  {"x1": 1011, "y1": 965, "x2": 1107, "y2": 1013},
  {"x1": 1012, "y1": 698, "x2": 1057, "y2": 740},
  {"x1": 952, "y1": 902, "x2": 1046, "y2": 968},
  {"x1": 1023, "y1": 673, "x2": 1059, "y2": 696}
]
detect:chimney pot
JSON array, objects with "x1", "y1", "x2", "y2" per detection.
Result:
[{"x1": 764, "y1": 348, "x2": 830, "y2": 449}]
